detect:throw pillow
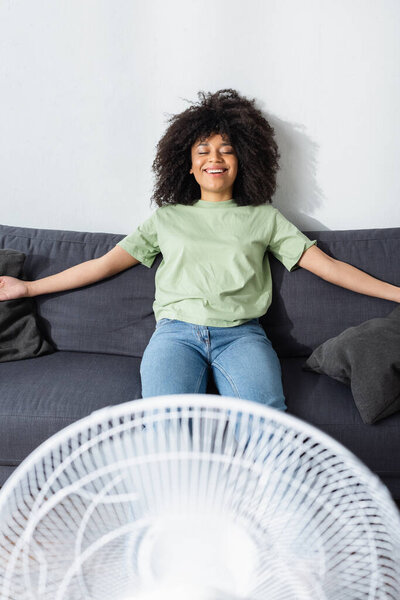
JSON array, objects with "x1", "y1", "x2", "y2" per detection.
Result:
[
  {"x1": 303, "y1": 306, "x2": 400, "y2": 424},
  {"x1": 0, "y1": 249, "x2": 55, "y2": 362}
]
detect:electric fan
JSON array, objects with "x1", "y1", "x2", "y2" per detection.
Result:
[{"x1": 0, "y1": 395, "x2": 400, "y2": 600}]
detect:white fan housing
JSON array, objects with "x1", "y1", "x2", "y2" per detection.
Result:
[{"x1": 0, "y1": 394, "x2": 399, "y2": 600}]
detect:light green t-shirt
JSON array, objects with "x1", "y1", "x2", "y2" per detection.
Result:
[{"x1": 117, "y1": 199, "x2": 316, "y2": 327}]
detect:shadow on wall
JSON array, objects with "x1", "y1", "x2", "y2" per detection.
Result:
[{"x1": 262, "y1": 109, "x2": 329, "y2": 233}]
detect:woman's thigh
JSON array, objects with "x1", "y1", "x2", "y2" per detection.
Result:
[
  {"x1": 140, "y1": 320, "x2": 209, "y2": 398},
  {"x1": 210, "y1": 323, "x2": 286, "y2": 411}
]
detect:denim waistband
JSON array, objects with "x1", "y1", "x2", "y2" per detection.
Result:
[{"x1": 155, "y1": 317, "x2": 260, "y2": 329}]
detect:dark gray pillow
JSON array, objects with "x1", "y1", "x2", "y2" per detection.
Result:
[
  {"x1": 303, "y1": 306, "x2": 400, "y2": 424},
  {"x1": 0, "y1": 249, "x2": 55, "y2": 362}
]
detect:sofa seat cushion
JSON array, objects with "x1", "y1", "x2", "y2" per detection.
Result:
[
  {"x1": 0, "y1": 351, "x2": 142, "y2": 468},
  {"x1": 281, "y1": 357, "x2": 400, "y2": 477}
]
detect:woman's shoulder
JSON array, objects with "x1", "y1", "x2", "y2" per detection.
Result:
[
  {"x1": 156, "y1": 202, "x2": 186, "y2": 214},
  {"x1": 253, "y1": 203, "x2": 277, "y2": 212},
  {"x1": 246, "y1": 202, "x2": 280, "y2": 221}
]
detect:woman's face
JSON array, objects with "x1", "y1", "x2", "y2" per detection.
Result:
[{"x1": 190, "y1": 133, "x2": 238, "y2": 202}]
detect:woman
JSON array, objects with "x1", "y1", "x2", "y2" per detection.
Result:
[{"x1": 1, "y1": 89, "x2": 399, "y2": 409}]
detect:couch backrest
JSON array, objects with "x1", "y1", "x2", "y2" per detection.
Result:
[
  {"x1": 264, "y1": 227, "x2": 400, "y2": 356},
  {"x1": 0, "y1": 225, "x2": 157, "y2": 358},
  {"x1": 1, "y1": 224, "x2": 399, "y2": 358}
]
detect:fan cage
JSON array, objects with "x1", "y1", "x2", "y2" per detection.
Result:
[{"x1": 0, "y1": 394, "x2": 399, "y2": 600}]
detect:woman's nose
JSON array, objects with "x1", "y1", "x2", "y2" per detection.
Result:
[{"x1": 208, "y1": 151, "x2": 223, "y2": 161}]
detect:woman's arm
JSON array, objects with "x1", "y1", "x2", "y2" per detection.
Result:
[
  {"x1": 0, "y1": 246, "x2": 140, "y2": 301},
  {"x1": 298, "y1": 245, "x2": 400, "y2": 303}
]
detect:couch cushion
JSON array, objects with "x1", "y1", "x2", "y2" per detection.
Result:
[
  {"x1": 281, "y1": 357, "x2": 400, "y2": 477},
  {"x1": 303, "y1": 306, "x2": 400, "y2": 424},
  {"x1": 0, "y1": 351, "x2": 142, "y2": 467},
  {"x1": 0, "y1": 249, "x2": 55, "y2": 362},
  {"x1": 263, "y1": 228, "x2": 400, "y2": 356},
  {"x1": 0, "y1": 225, "x2": 158, "y2": 357}
]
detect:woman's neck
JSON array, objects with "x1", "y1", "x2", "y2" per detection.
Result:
[{"x1": 200, "y1": 190, "x2": 233, "y2": 203}]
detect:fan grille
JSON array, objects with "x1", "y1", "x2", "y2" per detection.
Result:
[{"x1": 0, "y1": 395, "x2": 399, "y2": 600}]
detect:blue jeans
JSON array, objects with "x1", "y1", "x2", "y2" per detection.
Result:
[{"x1": 140, "y1": 318, "x2": 286, "y2": 411}]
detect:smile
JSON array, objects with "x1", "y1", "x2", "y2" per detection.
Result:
[{"x1": 204, "y1": 168, "x2": 228, "y2": 176}]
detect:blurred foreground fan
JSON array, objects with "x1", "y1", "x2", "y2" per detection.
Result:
[{"x1": 0, "y1": 394, "x2": 399, "y2": 599}]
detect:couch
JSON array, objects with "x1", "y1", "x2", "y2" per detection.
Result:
[{"x1": 0, "y1": 223, "x2": 399, "y2": 499}]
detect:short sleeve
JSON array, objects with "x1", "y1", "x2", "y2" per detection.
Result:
[
  {"x1": 117, "y1": 212, "x2": 160, "y2": 268},
  {"x1": 268, "y1": 208, "x2": 317, "y2": 272}
]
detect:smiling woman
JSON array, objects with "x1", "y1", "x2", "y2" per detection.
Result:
[
  {"x1": 189, "y1": 133, "x2": 238, "y2": 202},
  {"x1": 151, "y1": 88, "x2": 280, "y2": 207},
  {"x1": 0, "y1": 89, "x2": 399, "y2": 411}
]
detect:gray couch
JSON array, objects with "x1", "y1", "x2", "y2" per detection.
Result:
[{"x1": 0, "y1": 223, "x2": 399, "y2": 499}]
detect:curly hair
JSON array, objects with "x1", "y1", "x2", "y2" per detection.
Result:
[{"x1": 151, "y1": 89, "x2": 280, "y2": 207}]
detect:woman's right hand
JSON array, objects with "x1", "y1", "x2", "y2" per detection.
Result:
[{"x1": 0, "y1": 276, "x2": 29, "y2": 301}]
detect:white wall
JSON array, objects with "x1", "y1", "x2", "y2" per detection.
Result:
[{"x1": 0, "y1": 0, "x2": 399, "y2": 233}]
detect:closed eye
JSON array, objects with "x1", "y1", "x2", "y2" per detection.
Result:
[{"x1": 198, "y1": 151, "x2": 233, "y2": 155}]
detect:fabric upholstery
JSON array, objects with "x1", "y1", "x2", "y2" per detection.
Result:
[
  {"x1": 0, "y1": 249, "x2": 54, "y2": 362},
  {"x1": 0, "y1": 351, "x2": 141, "y2": 474},
  {"x1": 282, "y1": 358, "x2": 400, "y2": 476},
  {"x1": 303, "y1": 306, "x2": 400, "y2": 424},
  {"x1": 263, "y1": 228, "x2": 400, "y2": 357},
  {"x1": 0, "y1": 225, "x2": 157, "y2": 357}
]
